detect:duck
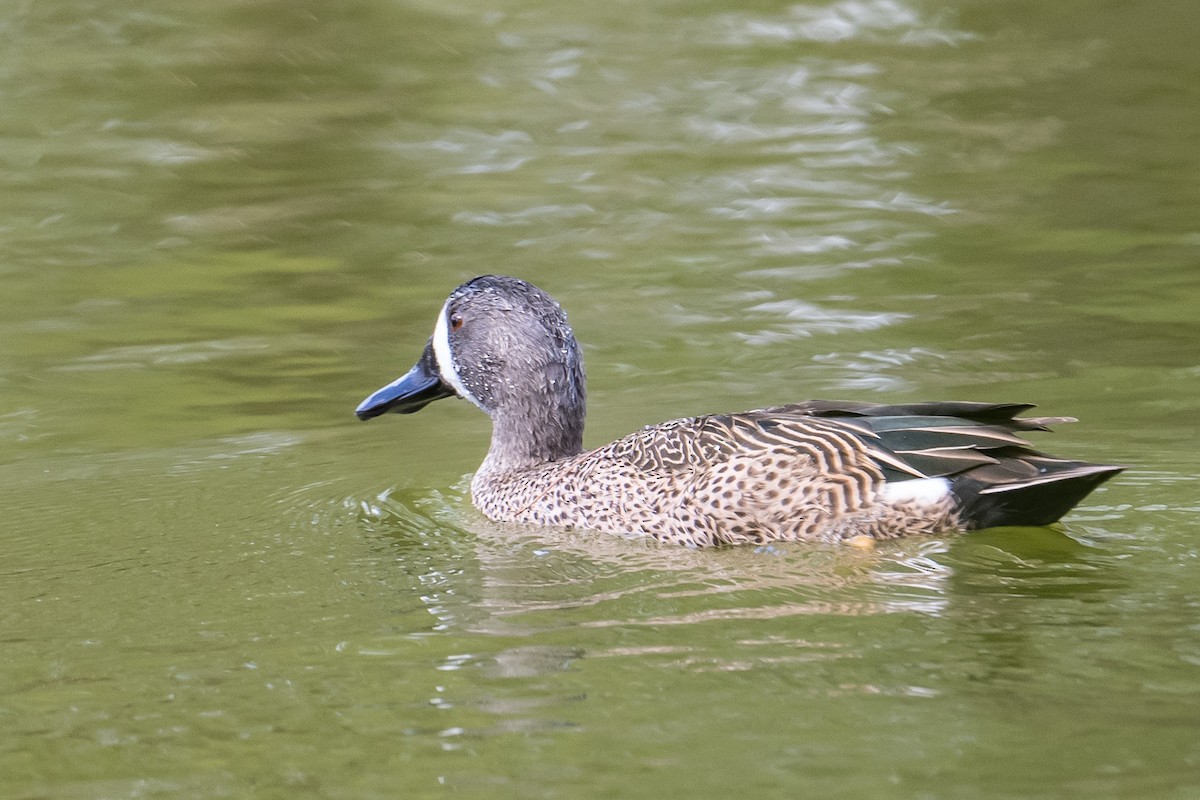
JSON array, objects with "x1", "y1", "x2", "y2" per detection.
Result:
[{"x1": 355, "y1": 275, "x2": 1123, "y2": 546}]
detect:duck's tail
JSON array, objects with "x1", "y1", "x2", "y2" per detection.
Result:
[{"x1": 949, "y1": 455, "x2": 1124, "y2": 529}]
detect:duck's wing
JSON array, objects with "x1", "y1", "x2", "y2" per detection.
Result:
[
  {"x1": 769, "y1": 399, "x2": 1074, "y2": 431},
  {"x1": 756, "y1": 401, "x2": 1124, "y2": 527},
  {"x1": 592, "y1": 400, "x2": 1120, "y2": 538},
  {"x1": 609, "y1": 401, "x2": 1059, "y2": 476},
  {"x1": 595, "y1": 410, "x2": 893, "y2": 543}
]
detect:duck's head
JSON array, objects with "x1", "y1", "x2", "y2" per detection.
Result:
[{"x1": 355, "y1": 276, "x2": 587, "y2": 459}]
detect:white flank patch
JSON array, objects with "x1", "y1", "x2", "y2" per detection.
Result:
[
  {"x1": 432, "y1": 300, "x2": 478, "y2": 407},
  {"x1": 882, "y1": 477, "x2": 951, "y2": 506}
]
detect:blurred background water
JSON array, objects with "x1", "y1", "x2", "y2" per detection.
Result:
[{"x1": 3, "y1": 1, "x2": 1199, "y2": 797}]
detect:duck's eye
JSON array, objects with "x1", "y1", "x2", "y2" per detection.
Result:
[{"x1": 450, "y1": 313, "x2": 464, "y2": 331}]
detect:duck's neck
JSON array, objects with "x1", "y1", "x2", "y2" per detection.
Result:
[{"x1": 479, "y1": 391, "x2": 586, "y2": 474}]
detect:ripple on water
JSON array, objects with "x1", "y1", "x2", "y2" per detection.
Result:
[
  {"x1": 737, "y1": 297, "x2": 908, "y2": 344},
  {"x1": 52, "y1": 337, "x2": 274, "y2": 371},
  {"x1": 713, "y1": 0, "x2": 976, "y2": 47}
]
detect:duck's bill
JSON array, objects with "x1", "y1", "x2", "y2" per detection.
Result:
[{"x1": 355, "y1": 342, "x2": 455, "y2": 420}]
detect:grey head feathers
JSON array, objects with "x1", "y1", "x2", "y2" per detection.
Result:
[{"x1": 434, "y1": 275, "x2": 587, "y2": 470}]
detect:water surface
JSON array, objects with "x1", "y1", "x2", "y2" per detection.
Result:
[{"x1": 3, "y1": 1, "x2": 1199, "y2": 797}]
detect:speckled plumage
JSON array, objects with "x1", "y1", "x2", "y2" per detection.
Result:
[
  {"x1": 470, "y1": 410, "x2": 961, "y2": 546},
  {"x1": 356, "y1": 276, "x2": 1123, "y2": 546}
]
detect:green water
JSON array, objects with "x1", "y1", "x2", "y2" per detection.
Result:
[{"x1": 3, "y1": 1, "x2": 1199, "y2": 797}]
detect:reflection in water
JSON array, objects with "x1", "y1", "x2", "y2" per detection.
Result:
[
  {"x1": 345, "y1": 478, "x2": 1137, "y2": 692},
  {"x1": 354, "y1": 485, "x2": 956, "y2": 633}
]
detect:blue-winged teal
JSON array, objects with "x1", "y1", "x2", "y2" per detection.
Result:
[{"x1": 356, "y1": 275, "x2": 1122, "y2": 546}]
